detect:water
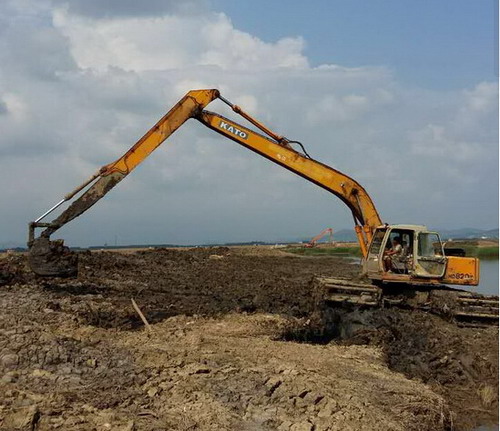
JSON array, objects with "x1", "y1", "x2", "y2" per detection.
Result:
[
  {"x1": 473, "y1": 259, "x2": 498, "y2": 431},
  {"x1": 476, "y1": 259, "x2": 499, "y2": 296}
]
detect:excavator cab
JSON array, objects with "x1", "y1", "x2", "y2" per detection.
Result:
[{"x1": 363, "y1": 225, "x2": 479, "y2": 286}]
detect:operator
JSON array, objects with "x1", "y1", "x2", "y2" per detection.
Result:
[{"x1": 383, "y1": 237, "x2": 404, "y2": 272}]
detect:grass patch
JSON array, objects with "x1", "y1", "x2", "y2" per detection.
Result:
[
  {"x1": 285, "y1": 246, "x2": 362, "y2": 257},
  {"x1": 444, "y1": 244, "x2": 498, "y2": 259},
  {"x1": 286, "y1": 244, "x2": 498, "y2": 260},
  {"x1": 476, "y1": 246, "x2": 499, "y2": 259}
]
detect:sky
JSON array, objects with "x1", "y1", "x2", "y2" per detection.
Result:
[{"x1": 0, "y1": 0, "x2": 498, "y2": 247}]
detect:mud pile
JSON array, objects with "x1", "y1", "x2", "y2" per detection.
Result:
[
  {"x1": 313, "y1": 308, "x2": 498, "y2": 430},
  {"x1": 0, "y1": 247, "x2": 497, "y2": 430},
  {"x1": 70, "y1": 247, "x2": 357, "y2": 328}
]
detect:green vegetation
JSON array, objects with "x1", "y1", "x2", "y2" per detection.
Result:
[
  {"x1": 286, "y1": 244, "x2": 498, "y2": 259},
  {"x1": 445, "y1": 243, "x2": 499, "y2": 260},
  {"x1": 473, "y1": 246, "x2": 498, "y2": 259},
  {"x1": 285, "y1": 246, "x2": 362, "y2": 257}
]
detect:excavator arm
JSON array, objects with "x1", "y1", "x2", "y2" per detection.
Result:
[
  {"x1": 28, "y1": 89, "x2": 382, "y2": 276},
  {"x1": 29, "y1": 89, "x2": 220, "y2": 242}
]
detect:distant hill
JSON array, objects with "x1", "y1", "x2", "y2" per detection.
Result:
[
  {"x1": 330, "y1": 227, "x2": 499, "y2": 243},
  {"x1": 331, "y1": 229, "x2": 358, "y2": 242},
  {"x1": 1, "y1": 227, "x2": 497, "y2": 252},
  {"x1": 437, "y1": 228, "x2": 498, "y2": 240},
  {"x1": 0, "y1": 241, "x2": 25, "y2": 250}
]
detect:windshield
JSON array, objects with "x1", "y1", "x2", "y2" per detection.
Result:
[
  {"x1": 418, "y1": 233, "x2": 443, "y2": 257},
  {"x1": 368, "y1": 229, "x2": 386, "y2": 255}
]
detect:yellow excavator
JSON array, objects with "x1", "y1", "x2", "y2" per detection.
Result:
[
  {"x1": 28, "y1": 89, "x2": 497, "y2": 321},
  {"x1": 305, "y1": 228, "x2": 334, "y2": 248}
]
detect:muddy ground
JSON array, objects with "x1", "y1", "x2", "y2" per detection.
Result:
[{"x1": 0, "y1": 247, "x2": 497, "y2": 430}]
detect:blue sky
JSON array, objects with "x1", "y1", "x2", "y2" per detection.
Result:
[
  {"x1": 213, "y1": 0, "x2": 498, "y2": 89},
  {"x1": 0, "y1": 0, "x2": 498, "y2": 246}
]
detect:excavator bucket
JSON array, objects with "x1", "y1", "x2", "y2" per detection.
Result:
[{"x1": 28, "y1": 237, "x2": 78, "y2": 277}]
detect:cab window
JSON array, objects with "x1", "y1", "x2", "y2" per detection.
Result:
[
  {"x1": 418, "y1": 233, "x2": 443, "y2": 257},
  {"x1": 368, "y1": 229, "x2": 386, "y2": 255}
]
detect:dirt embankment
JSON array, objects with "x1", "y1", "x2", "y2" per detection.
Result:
[{"x1": 0, "y1": 247, "x2": 497, "y2": 430}]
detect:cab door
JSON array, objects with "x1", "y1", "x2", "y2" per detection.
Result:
[
  {"x1": 413, "y1": 232, "x2": 446, "y2": 278},
  {"x1": 363, "y1": 228, "x2": 387, "y2": 277}
]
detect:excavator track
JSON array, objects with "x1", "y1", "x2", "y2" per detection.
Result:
[{"x1": 316, "y1": 277, "x2": 499, "y2": 324}]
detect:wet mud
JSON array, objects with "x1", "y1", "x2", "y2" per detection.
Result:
[{"x1": 0, "y1": 247, "x2": 497, "y2": 430}]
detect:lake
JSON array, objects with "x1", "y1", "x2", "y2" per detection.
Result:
[
  {"x1": 469, "y1": 259, "x2": 499, "y2": 431},
  {"x1": 475, "y1": 259, "x2": 499, "y2": 296}
]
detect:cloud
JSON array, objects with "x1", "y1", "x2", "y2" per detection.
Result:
[
  {"x1": 0, "y1": 1, "x2": 497, "y2": 247},
  {"x1": 410, "y1": 124, "x2": 483, "y2": 162},
  {"x1": 49, "y1": 0, "x2": 209, "y2": 19},
  {"x1": 410, "y1": 81, "x2": 498, "y2": 164},
  {"x1": 0, "y1": 99, "x2": 8, "y2": 115},
  {"x1": 52, "y1": 9, "x2": 308, "y2": 72}
]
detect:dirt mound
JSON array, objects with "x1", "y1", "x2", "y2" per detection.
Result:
[
  {"x1": 342, "y1": 309, "x2": 498, "y2": 430},
  {"x1": 282, "y1": 305, "x2": 498, "y2": 430},
  {"x1": 0, "y1": 254, "x2": 34, "y2": 287},
  {"x1": 115, "y1": 313, "x2": 450, "y2": 431},
  {"x1": 66, "y1": 248, "x2": 356, "y2": 327}
]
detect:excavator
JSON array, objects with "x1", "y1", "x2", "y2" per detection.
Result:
[
  {"x1": 28, "y1": 89, "x2": 498, "y2": 322},
  {"x1": 304, "y1": 228, "x2": 334, "y2": 248}
]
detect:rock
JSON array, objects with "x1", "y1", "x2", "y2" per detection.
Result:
[
  {"x1": 317, "y1": 399, "x2": 340, "y2": 418},
  {"x1": 290, "y1": 421, "x2": 313, "y2": 431},
  {"x1": 181, "y1": 363, "x2": 211, "y2": 375},
  {"x1": 277, "y1": 420, "x2": 293, "y2": 430},
  {"x1": 193, "y1": 367, "x2": 210, "y2": 374},
  {"x1": 32, "y1": 369, "x2": 53, "y2": 378},
  {"x1": 118, "y1": 421, "x2": 135, "y2": 431},
  {"x1": 1, "y1": 353, "x2": 19, "y2": 367},
  {"x1": 2, "y1": 406, "x2": 39, "y2": 430},
  {"x1": 1, "y1": 373, "x2": 15, "y2": 383},
  {"x1": 313, "y1": 417, "x2": 333, "y2": 431},
  {"x1": 147, "y1": 387, "x2": 159, "y2": 397},
  {"x1": 265, "y1": 376, "x2": 282, "y2": 396},
  {"x1": 208, "y1": 255, "x2": 224, "y2": 260}
]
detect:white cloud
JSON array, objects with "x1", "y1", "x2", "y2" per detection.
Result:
[
  {"x1": 0, "y1": 1, "x2": 497, "y2": 247},
  {"x1": 410, "y1": 124, "x2": 482, "y2": 162},
  {"x1": 52, "y1": 10, "x2": 308, "y2": 72},
  {"x1": 410, "y1": 81, "x2": 498, "y2": 164},
  {"x1": 464, "y1": 81, "x2": 498, "y2": 113},
  {"x1": 50, "y1": 0, "x2": 209, "y2": 19}
]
